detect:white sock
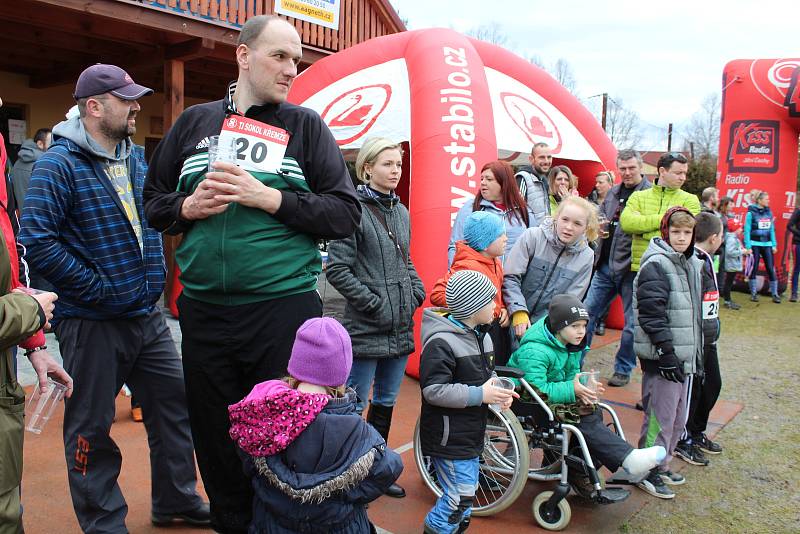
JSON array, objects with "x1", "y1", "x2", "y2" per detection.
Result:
[{"x1": 622, "y1": 446, "x2": 666, "y2": 476}]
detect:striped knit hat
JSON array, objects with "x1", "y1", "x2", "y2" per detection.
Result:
[{"x1": 445, "y1": 270, "x2": 497, "y2": 321}]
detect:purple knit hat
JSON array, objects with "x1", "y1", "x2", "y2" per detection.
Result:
[{"x1": 288, "y1": 317, "x2": 352, "y2": 387}]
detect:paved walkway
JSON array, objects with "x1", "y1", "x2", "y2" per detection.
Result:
[{"x1": 17, "y1": 306, "x2": 742, "y2": 533}]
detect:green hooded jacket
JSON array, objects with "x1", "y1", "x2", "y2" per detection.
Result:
[{"x1": 507, "y1": 315, "x2": 581, "y2": 405}]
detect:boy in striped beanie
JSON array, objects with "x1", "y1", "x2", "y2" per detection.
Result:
[{"x1": 418, "y1": 270, "x2": 518, "y2": 533}]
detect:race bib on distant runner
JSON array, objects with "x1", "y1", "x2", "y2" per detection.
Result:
[
  {"x1": 757, "y1": 218, "x2": 772, "y2": 230},
  {"x1": 702, "y1": 290, "x2": 719, "y2": 319},
  {"x1": 218, "y1": 115, "x2": 289, "y2": 173}
]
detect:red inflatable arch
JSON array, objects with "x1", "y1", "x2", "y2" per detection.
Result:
[
  {"x1": 717, "y1": 58, "x2": 800, "y2": 292},
  {"x1": 288, "y1": 28, "x2": 618, "y2": 377}
]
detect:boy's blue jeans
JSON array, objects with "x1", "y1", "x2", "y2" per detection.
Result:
[
  {"x1": 425, "y1": 456, "x2": 479, "y2": 533},
  {"x1": 582, "y1": 263, "x2": 636, "y2": 375}
]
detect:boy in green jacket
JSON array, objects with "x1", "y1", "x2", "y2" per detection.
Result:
[{"x1": 507, "y1": 294, "x2": 665, "y2": 495}]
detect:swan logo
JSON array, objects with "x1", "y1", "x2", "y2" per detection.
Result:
[
  {"x1": 320, "y1": 85, "x2": 392, "y2": 146},
  {"x1": 500, "y1": 92, "x2": 562, "y2": 153}
]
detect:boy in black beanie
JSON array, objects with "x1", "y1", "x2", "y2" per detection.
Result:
[{"x1": 508, "y1": 294, "x2": 665, "y2": 500}]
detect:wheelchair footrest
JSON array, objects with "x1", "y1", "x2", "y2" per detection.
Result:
[{"x1": 594, "y1": 487, "x2": 630, "y2": 504}]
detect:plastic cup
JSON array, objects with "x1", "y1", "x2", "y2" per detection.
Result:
[
  {"x1": 25, "y1": 379, "x2": 67, "y2": 434},
  {"x1": 490, "y1": 376, "x2": 515, "y2": 410},
  {"x1": 577, "y1": 371, "x2": 600, "y2": 397},
  {"x1": 208, "y1": 135, "x2": 238, "y2": 171}
]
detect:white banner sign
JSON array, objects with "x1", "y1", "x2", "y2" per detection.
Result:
[{"x1": 276, "y1": 0, "x2": 340, "y2": 30}]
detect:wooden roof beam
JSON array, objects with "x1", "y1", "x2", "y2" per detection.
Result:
[{"x1": 165, "y1": 38, "x2": 216, "y2": 62}]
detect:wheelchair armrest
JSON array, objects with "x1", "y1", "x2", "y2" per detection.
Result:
[{"x1": 494, "y1": 366, "x2": 526, "y2": 379}]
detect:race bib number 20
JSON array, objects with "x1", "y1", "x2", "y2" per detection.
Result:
[{"x1": 218, "y1": 115, "x2": 290, "y2": 173}]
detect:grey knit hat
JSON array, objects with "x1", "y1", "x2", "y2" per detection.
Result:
[{"x1": 445, "y1": 270, "x2": 497, "y2": 321}]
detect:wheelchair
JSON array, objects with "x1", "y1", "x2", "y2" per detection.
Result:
[{"x1": 413, "y1": 366, "x2": 633, "y2": 531}]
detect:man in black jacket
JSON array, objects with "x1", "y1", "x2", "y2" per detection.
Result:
[
  {"x1": 583, "y1": 150, "x2": 651, "y2": 386},
  {"x1": 143, "y1": 15, "x2": 360, "y2": 533}
]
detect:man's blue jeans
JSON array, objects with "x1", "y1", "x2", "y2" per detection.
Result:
[{"x1": 583, "y1": 263, "x2": 637, "y2": 376}]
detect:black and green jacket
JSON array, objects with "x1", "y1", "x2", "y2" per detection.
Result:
[{"x1": 144, "y1": 84, "x2": 361, "y2": 305}]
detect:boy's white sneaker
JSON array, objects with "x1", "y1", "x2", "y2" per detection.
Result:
[{"x1": 622, "y1": 446, "x2": 666, "y2": 476}]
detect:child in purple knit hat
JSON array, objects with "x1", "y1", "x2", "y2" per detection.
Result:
[{"x1": 229, "y1": 317, "x2": 403, "y2": 533}]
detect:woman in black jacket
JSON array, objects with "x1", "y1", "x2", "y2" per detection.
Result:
[{"x1": 326, "y1": 138, "x2": 426, "y2": 498}]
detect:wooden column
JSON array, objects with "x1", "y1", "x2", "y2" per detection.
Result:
[{"x1": 162, "y1": 59, "x2": 185, "y2": 304}]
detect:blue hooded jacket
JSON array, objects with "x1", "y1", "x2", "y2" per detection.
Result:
[{"x1": 242, "y1": 390, "x2": 402, "y2": 534}]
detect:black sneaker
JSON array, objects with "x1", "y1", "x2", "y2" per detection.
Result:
[
  {"x1": 595, "y1": 322, "x2": 606, "y2": 336},
  {"x1": 772, "y1": 294, "x2": 782, "y2": 303},
  {"x1": 790, "y1": 295, "x2": 798, "y2": 302},
  {"x1": 607, "y1": 373, "x2": 630, "y2": 387},
  {"x1": 674, "y1": 441, "x2": 709, "y2": 466},
  {"x1": 751, "y1": 293, "x2": 759, "y2": 302},
  {"x1": 657, "y1": 469, "x2": 686, "y2": 485},
  {"x1": 151, "y1": 502, "x2": 211, "y2": 526},
  {"x1": 636, "y1": 469, "x2": 674, "y2": 499},
  {"x1": 694, "y1": 433, "x2": 722, "y2": 455},
  {"x1": 724, "y1": 300, "x2": 741, "y2": 310}
]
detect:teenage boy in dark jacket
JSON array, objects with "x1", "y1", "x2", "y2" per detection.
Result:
[
  {"x1": 419, "y1": 270, "x2": 517, "y2": 534},
  {"x1": 675, "y1": 212, "x2": 724, "y2": 466},
  {"x1": 633, "y1": 207, "x2": 703, "y2": 500}
]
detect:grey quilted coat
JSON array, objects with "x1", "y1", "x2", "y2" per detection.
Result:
[{"x1": 326, "y1": 186, "x2": 426, "y2": 359}]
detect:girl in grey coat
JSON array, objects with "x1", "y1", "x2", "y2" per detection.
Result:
[
  {"x1": 503, "y1": 196, "x2": 597, "y2": 339},
  {"x1": 326, "y1": 138, "x2": 425, "y2": 499}
]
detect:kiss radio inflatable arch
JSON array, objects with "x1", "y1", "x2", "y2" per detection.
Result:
[
  {"x1": 288, "y1": 28, "x2": 618, "y2": 378},
  {"x1": 717, "y1": 58, "x2": 800, "y2": 293}
]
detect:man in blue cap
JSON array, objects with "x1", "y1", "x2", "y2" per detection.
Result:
[{"x1": 19, "y1": 64, "x2": 210, "y2": 532}]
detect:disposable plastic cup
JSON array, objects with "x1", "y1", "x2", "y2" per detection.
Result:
[
  {"x1": 207, "y1": 135, "x2": 238, "y2": 171},
  {"x1": 25, "y1": 379, "x2": 67, "y2": 434},
  {"x1": 577, "y1": 371, "x2": 601, "y2": 397},
  {"x1": 490, "y1": 376, "x2": 515, "y2": 410}
]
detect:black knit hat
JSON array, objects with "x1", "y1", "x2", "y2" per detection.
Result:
[
  {"x1": 548, "y1": 294, "x2": 589, "y2": 332},
  {"x1": 445, "y1": 270, "x2": 497, "y2": 321}
]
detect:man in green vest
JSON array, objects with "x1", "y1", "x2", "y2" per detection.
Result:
[{"x1": 621, "y1": 152, "x2": 701, "y2": 272}]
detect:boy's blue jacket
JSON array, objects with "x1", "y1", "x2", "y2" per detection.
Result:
[
  {"x1": 242, "y1": 390, "x2": 402, "y2": 534},
  {"x1": 19, "y1": 117, "x2": 165, "y2": 322},
  {"x1": 507, "y1": 315, "x2": 581, "y2": 405}
]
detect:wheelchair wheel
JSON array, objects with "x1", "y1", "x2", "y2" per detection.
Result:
[
  {"x1": 532, "y1": 491, "x2": 571, "y2": 531},
  {"x1": 413, "y1": 405, "x2": 530, "y2": 516}
]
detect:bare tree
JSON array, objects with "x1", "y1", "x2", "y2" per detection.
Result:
[
  {"x1": 685, "y1": 93, "x2": 721, "y2": 157},
  {"x1": 527, "y1": 54, "x2": 546, "y2": 69},
  {"x1": 550, "y1": 58, "x2": 577, "y2": 94},
  {"x1": 604, "y1": 97, "x2": 643, "y2": 148},
  {"x1": 466, "y1": 22, "x2": 509, "y2": 48}
]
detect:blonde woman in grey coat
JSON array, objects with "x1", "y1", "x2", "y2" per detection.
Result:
[{"x1": 326, "y1": 138, "x2": 425, "y2": 498}]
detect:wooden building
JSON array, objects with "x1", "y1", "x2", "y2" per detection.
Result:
[{"x1": 0, "y1": 0, "x2": 405, "y2": 160}]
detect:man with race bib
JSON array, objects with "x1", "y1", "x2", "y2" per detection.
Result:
[{"x1": 144, "y1": 15, "x2": 361, "y2": 533}]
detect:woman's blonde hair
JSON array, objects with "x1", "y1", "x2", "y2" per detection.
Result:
[
  {"x1": 595, "y1": 171, "x2": 614, "y2": 185},
  {"x1": 554, "y1": 196, "x2": 600, "y2": 242},
  {"x1": 547, "y1": 165, "x2": 578, "y2": 193},
  {"x1": 355, "y1": 137, "x2": 403, "y2": 184},
  {"x1": 749, "y1": 189, "x2": 767, "y2": 204},
  {"x1": 284, "y1": 377, "x2": 347, "y2": 398}
]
